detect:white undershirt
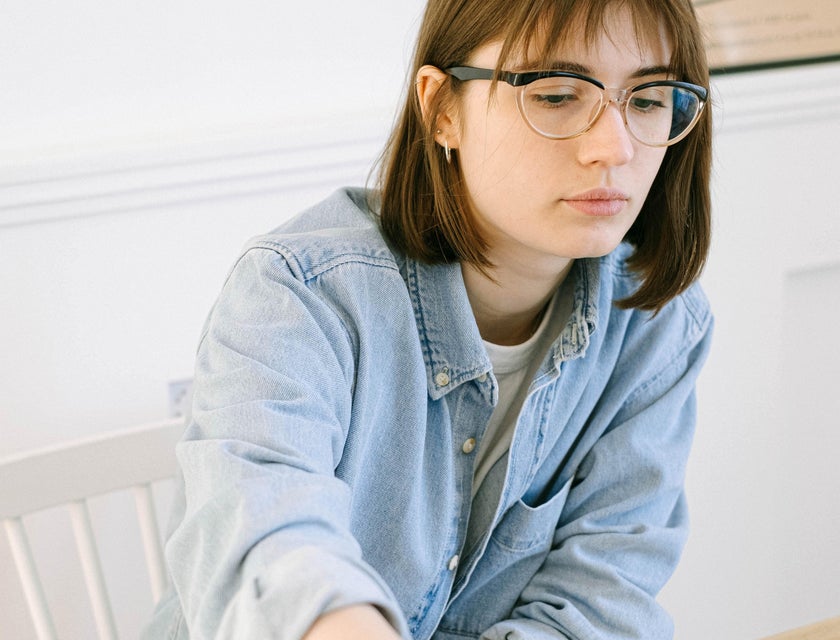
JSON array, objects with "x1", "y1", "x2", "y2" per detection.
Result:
[{"x1": 472, "y1": 281, "x2": 574, "y2": 495}]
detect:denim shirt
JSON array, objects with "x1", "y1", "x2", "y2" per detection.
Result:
[{"x1": 144, "y1": 187, "x2": 713, "y2": 640}]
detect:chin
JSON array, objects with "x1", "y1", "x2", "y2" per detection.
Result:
[
  {"x1": 566, "y1": 235, "x2": 626, "y2": 260},
  {"x1": 554, "y1": 218, "x2": 634, "y2": 259}
]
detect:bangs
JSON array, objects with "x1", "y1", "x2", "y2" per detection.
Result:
[{"x1": 490, "y1": 0, "x2": 703, "y2": 82}]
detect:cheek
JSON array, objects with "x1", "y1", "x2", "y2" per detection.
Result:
[
  {"x1": 458, "y1": 128, "x2": 556, "y2": 207},
  {"x1": 642, "y1": 148, "x2": 668, "y2": 183},
  {"x1": 456, "y1": 93, "x2": 532, "y2": 182}
]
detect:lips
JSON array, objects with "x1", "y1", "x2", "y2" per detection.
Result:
[{"x1": 564, "y1": 188, "x2": 630, "y2": 217}]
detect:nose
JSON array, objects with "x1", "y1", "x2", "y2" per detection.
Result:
[{"x1": 575, "y1": 101, "x2": 635, "y2": 167}]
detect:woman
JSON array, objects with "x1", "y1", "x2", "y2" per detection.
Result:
[{"x1": 144, "y1": 0, "x2": 713, "y2": 638}]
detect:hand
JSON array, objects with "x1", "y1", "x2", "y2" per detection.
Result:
[{"x1": 301, "y1": 604, "x2": 403, "y2": 640}]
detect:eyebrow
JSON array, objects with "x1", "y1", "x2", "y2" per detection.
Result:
[{"x1": 541, "y1": 60, "x2": 672, "y2": 79}]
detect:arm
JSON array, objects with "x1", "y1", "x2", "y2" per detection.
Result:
[
  {"x1": 482, "y1": 313, "x2": 714, "y2": 640},
  {"x1": 303, "y1": 605, "x2": 404, "y2": 640},
  {"x1": 165, "y1": 247, "x2": 408, "y2": 639}
]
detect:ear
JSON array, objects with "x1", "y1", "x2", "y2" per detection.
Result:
[{"x1": 416, "y1": 65, "x2": 459, "y2": 149}]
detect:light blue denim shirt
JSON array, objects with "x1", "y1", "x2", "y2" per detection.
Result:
[{"x1": 144, "y1": 187, "x2": 713, "y2": 640}]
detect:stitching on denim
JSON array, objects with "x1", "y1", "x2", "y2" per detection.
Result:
[
  {"x1": 406, "y1": 577, "x2": 443, "y2": 635},
  {"x1": 677, "y1": 282, "x2": 712, "y2": 329},
  {"x1": 252, "y1": 238, "x2": 398, "y2": 283},
  {"x1": 619, "y1": 285, "x2": 712, "y2": 414},
  {"x1": 406, "y1": 260, "x2": 440, "y2": 396},
  {"x1": 435, "y1": 625, "x2": 480, "y2": 638},
  {"x1": 265, "y1": 245, "x2": 386, "y2": 351},
  {"x1": 623, "y1": 319, "x2": 710, "y2": 415}
]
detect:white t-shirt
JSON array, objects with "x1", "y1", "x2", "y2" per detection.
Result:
[{"x1": 472, "y1": 279, "x2": 575, "y2": 495}]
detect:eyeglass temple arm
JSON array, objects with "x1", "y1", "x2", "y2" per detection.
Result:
[{"x1": 445, "y1": 66, "x2": 495, "y2": 81}]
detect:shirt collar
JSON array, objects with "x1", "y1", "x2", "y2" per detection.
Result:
[
  {"x1": 551, "y1": 257, "x2": 600, "y2": 365},
  {"x1": 402, "y1": 258, "x2": 491, "y2": 401},
  {"x1": 401, "y1": 255, "x2": 602, "y2": 400}
]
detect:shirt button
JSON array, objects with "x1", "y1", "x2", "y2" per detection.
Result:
[
  {"x1": 476, "y1": 373, "x2": 488, "y2": 383},
  {"x1": 462, "y1": 438, "x2": 476, "y2": 454},
  {"x1": 448, "y1": 555, "x2": 460, "y2": 571},
  {"x1": 435, "y1": 370, "x2": 451, "y2": 387}
]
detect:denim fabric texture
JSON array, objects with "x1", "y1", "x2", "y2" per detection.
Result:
[{"x1": 143, "y1": 187, "x2": 713, "y2": 640}]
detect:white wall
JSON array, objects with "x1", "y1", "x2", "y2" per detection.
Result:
[
  {"x1": 1, "y1": 0, "x2": 426, "y2": 446},
  {"x1": 2, "y1": 0, "x2": 421, "y2": 161},
  {"x1": 2, "y1": 2, "x2": 839, "y2": 639},
  {"x1": 658, "y1": 62, "x2": 840, "y2": 638}
]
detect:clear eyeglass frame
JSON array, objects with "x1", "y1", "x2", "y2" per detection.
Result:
[{"x1": 445, "y1": 66, "x2": 708, "y2": 148}]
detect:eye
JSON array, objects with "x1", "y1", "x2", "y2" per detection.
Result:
[
  {"x1": 531, "y1": 91, "x2": 578, "y2": 107},
  {"x1": 628, "y1": 86, "x2": 672, "y2": 114},
  {"x1": 629, "y1": 96, "x2": 667, "y2": 111},
  {"x1": 525, "y1": 79, "x2": 591, "y2": 110}
]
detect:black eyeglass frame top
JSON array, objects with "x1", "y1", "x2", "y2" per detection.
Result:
[
  {"x1": 446, "y1": 66, "x2": 708, "y2": 99},
  {"x1": 444, "y1": 65, "x2": 708, "y2": 146}
]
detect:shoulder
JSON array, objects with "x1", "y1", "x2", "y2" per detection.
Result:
[
  {"x1": 598, "y1": 242, "x2": 712, "y2": 342},
  {"x1": 203, "y1": 188, "x2": 414, "y2": 357},
  {"x1": 242, "y1": 187, "x2": 401, "y2": 283},
  {"x1": 583, "y1": 244, "x2": 713, "y2": 399},
  {"x1": 569, "y1": 245, "x2": 714, "y2": 417}
]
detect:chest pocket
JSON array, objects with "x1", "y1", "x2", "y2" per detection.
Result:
[
  {"x1": 490, "y1": 474, "x2": 573, "y2": 551},
  {"x1": 436, "y1": 476, "x2": 574, "y2": 639}
]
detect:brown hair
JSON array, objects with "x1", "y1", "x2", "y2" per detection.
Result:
[{"x1": 377, "y1": 0, "x2": 712, "y2": 312}]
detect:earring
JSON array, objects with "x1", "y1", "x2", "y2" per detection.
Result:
[{"x1": 435, "y1": 129, "x2": 452, "y2": 164}]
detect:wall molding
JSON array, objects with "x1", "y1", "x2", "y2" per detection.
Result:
[
  {"x1": 711, "y1": 60, "x2": 840, "y2": 134},
  {"x1": 0, "y1": 112, "x2": 391, "y2": 229}
]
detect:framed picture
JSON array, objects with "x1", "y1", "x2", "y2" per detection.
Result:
[{"x1": 694, "y1": 0, "x2": 840, "y2": 73}]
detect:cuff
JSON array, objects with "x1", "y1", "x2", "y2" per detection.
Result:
[{"x1": 215, "y1": 545, "x2": 410, "y2": 640}]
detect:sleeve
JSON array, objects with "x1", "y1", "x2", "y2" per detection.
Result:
[
  {"x1": 481, "y1": 312, "x2": 714, "y2": 640},
  {"x1": 164, "y1": 247, "x2": 409, "y2": 640}
]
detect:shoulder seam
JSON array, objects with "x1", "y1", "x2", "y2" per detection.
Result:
[
  {"x1": 623, "y1": 300, "x2": 712, "y2": 410},
  {"x1": 248, "y1": 239, "x2": 400, "y2": 283}
]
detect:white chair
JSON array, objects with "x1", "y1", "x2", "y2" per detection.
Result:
[{"x1": 0, "y1": 419, "x2": 184, "y2": 640}]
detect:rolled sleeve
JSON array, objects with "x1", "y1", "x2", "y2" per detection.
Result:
[{"x1": 214, "y1": 547, "x2": 408, "y2": 639}]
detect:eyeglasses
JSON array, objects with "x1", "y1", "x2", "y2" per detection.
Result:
[{"x1": 446, "y1": 66, "x2": 707, "y2": 148}]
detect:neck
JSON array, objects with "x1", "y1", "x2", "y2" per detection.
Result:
[{"x1": 462, "y1": 259, "x2": 574, "y2": 346}]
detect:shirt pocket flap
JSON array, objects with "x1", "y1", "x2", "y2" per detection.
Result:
[{"x1": 491, "y1": 475, "x2": 574, "y2": 552}]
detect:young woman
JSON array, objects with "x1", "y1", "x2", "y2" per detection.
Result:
[{"x1": 144, "y1": 0, "x2": 713, "y2": 638}]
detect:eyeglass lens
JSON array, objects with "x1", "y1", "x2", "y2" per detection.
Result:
[{"x1": 520, "y1": 78, "x2": 702, "y2": 146}]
